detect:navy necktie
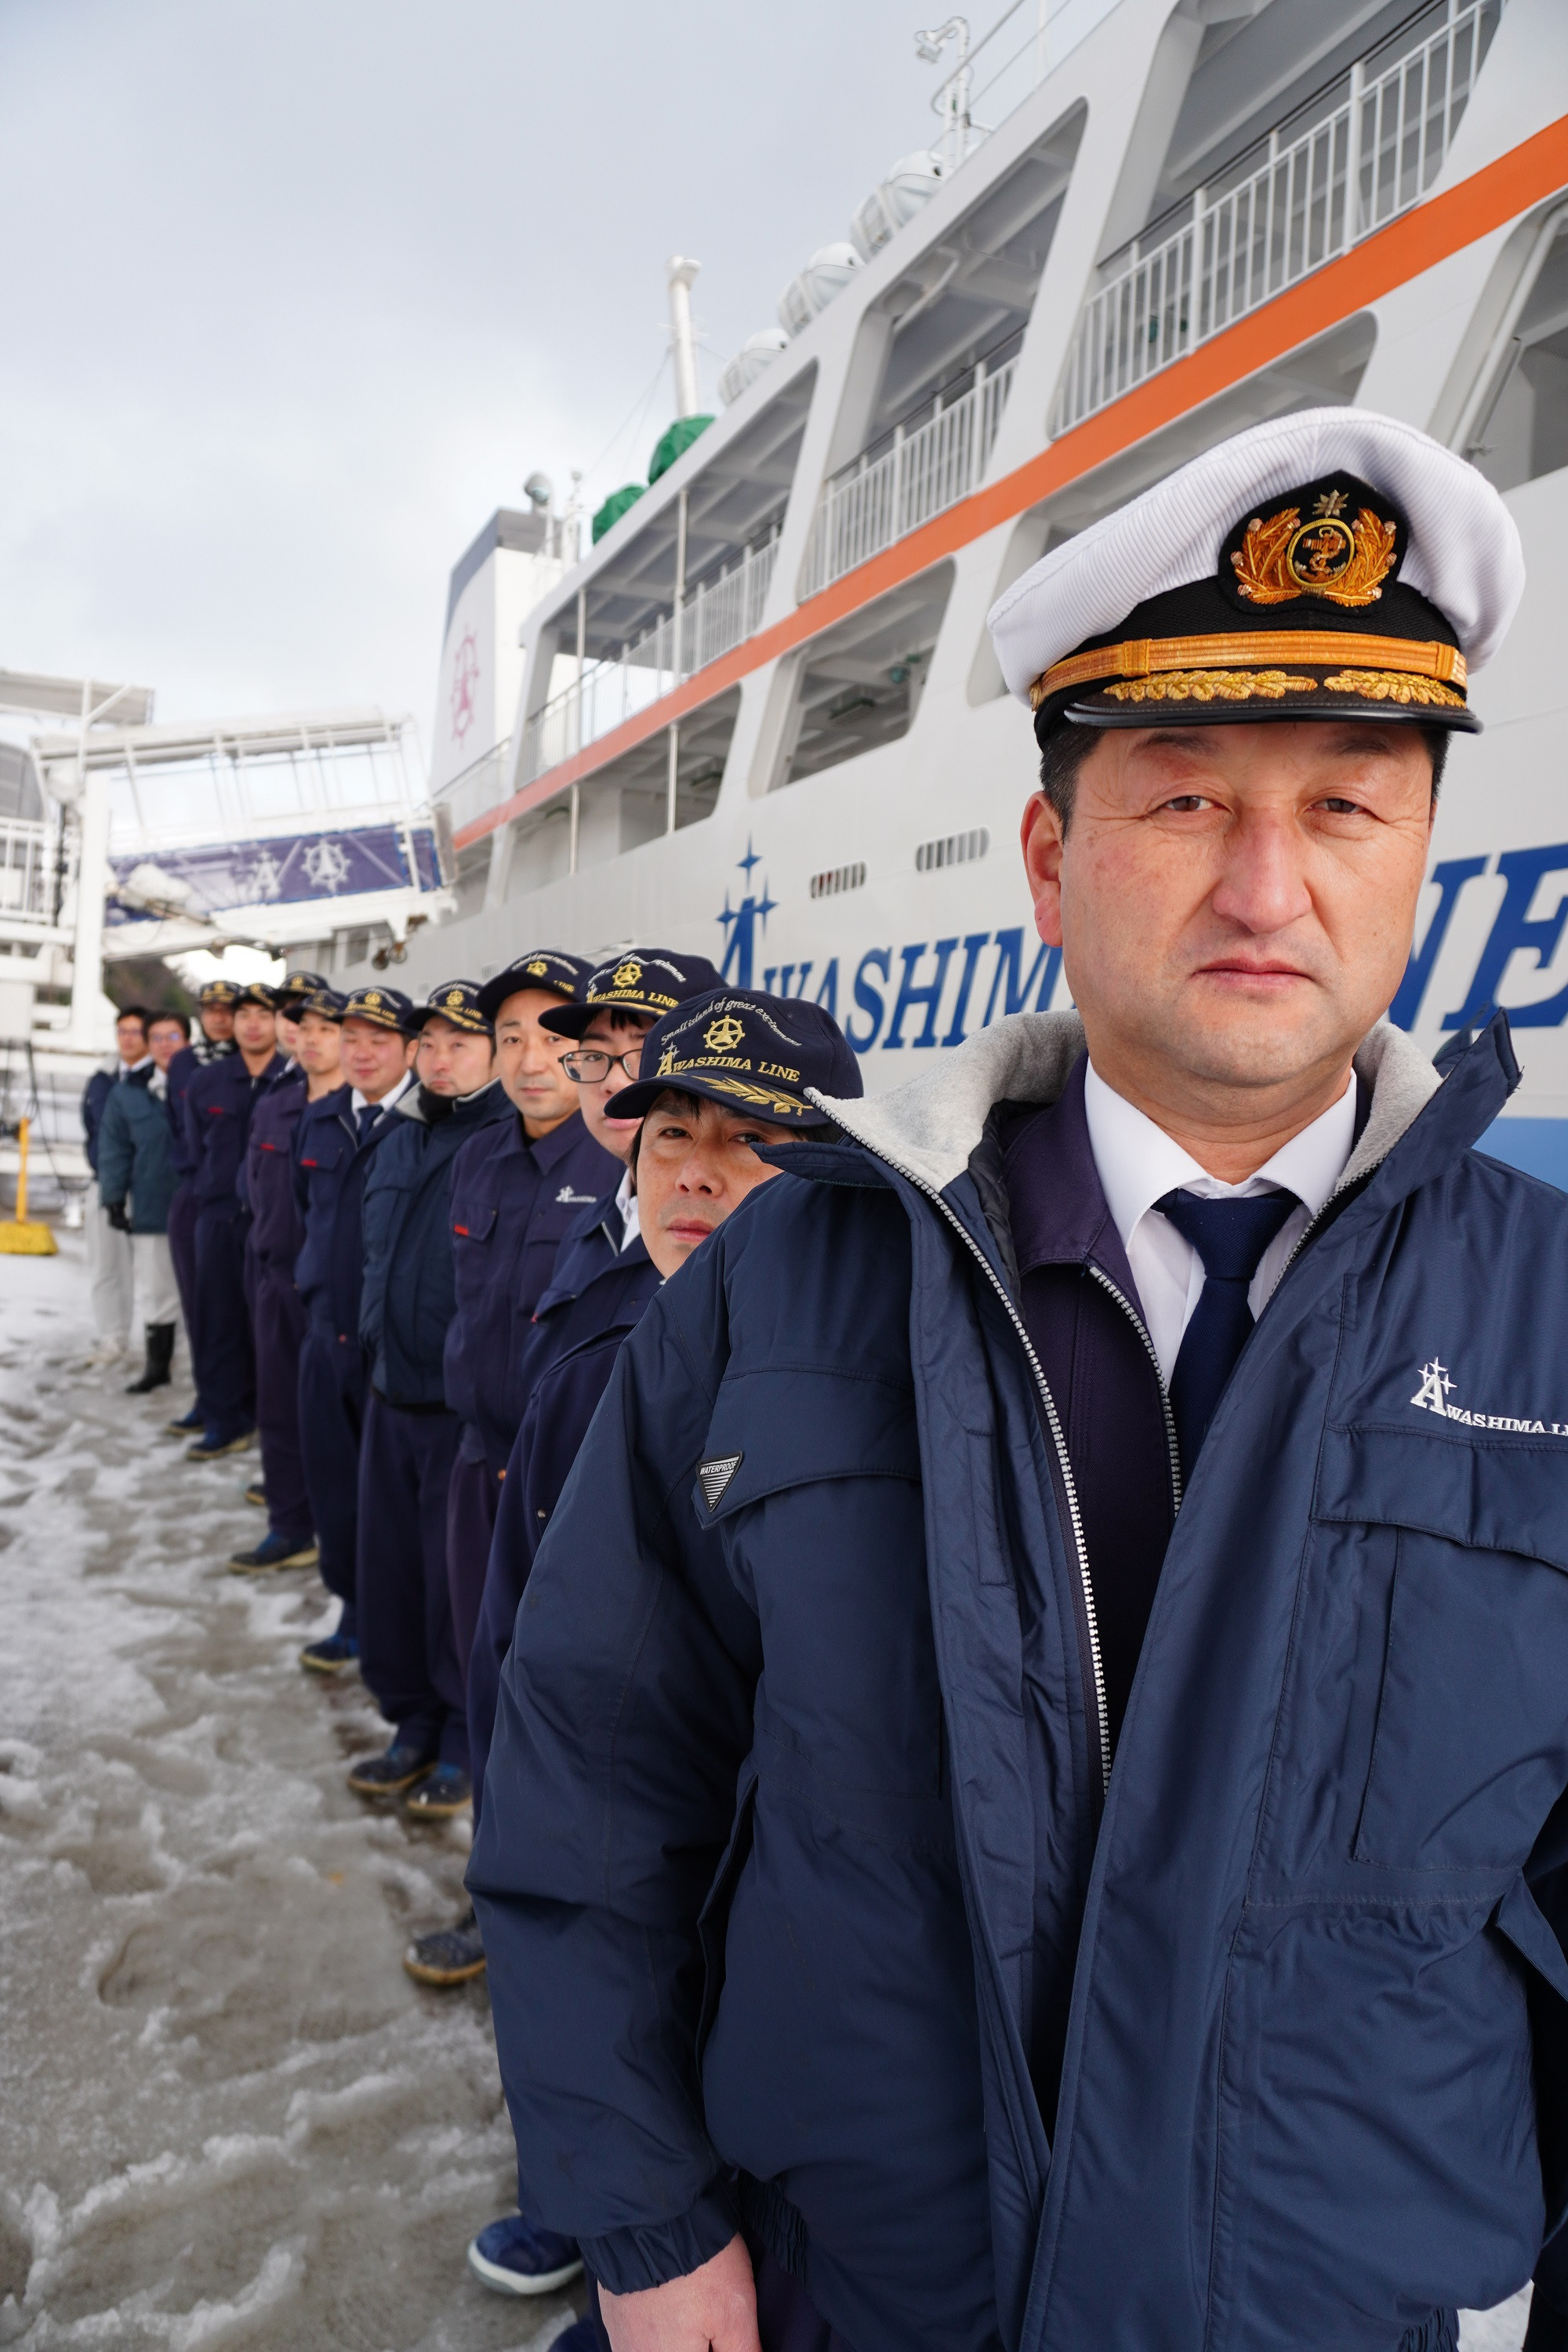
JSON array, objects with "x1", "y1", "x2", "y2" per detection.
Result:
[
  {"x1": 358, "y1": 1104, "x2": 379, "y2": 1144},
  {"x1": 1156, "y1": 1188, "x2": 1298, "y2": 1476}
]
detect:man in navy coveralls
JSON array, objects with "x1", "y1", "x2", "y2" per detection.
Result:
[
  {"x1": 292, "y1": 985, "x2": 416, "y2": 1673},
  {"x1": 472, "y1": 413, "x2": 1568, "y2": 2352},
  {"x1": 181, "y1": 982, "x2": 279, "y2": 1461}
]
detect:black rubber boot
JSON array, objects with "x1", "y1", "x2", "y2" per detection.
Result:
[{"x1": 125, "y1": 1323, "x2": 176, "y2": 1395}]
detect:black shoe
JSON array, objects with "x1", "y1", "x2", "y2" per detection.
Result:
[
  {"x1": 346, "y1": 1744, "x2": 434, "y2": 1797},
  {"x1": 165, "y1": 1404, "x2": 204, "y2": 1436},
  {"x1": 125, "y1": 1323, "x2": 176, "y2": 1395},
  {"x1": 402, "y1": 1762, "x2": 470, "y2": 1820},
  {"x1": 403, "y1": 1908, "x2": 486, "y2": 1987}
]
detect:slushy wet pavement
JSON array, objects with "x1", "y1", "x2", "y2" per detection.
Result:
[{"x1": 0, "y1": 1240, "x2": 578, "y2": 2350}]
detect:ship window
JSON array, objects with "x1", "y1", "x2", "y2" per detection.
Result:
[
  {"x1": 809, "y1": 863, "x2": 866, "y2": 899},
  {"x1": 916, "y1": 828, "x2": 989, "y2": 873},
  {"x1": 771, "y1": 564, "x2": 955, "y2": 791},
  {"x1": 1465, "y1": 209, "x2": 1568, "y2": 495}
]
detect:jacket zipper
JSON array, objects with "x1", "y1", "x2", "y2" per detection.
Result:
[
  {"x1": 1083, "y1": 1265, "x2": 1184, "y2": 1518},
  {"x1": 815, "y1": 1120, "x2": 1112, "y2": 1796}
]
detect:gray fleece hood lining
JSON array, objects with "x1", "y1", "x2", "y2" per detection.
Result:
[{"x1": 807, "y1": 1011, "x2": 1441, "y2": 1200}]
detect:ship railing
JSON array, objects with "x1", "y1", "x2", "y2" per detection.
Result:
[
  {"x1": 435, "y1": 739, "x2": 513, "y2": 837},
  {"x1": 517, "y1": 532, "x2": 781, "y2": 789},
  {"x1": 799, "y1": 354, "x2": 1020, "y2": 601},
  {"x1": 0, "y1": 816, "x2": 57, "y2": 925},
  {"x1": 1051, "y1": 0, "x2": 1504, "y2": 437}
]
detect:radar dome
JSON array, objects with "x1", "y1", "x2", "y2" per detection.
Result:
[
  {"x1": 718, "y1": 328, "x2": 789, "y2": 407},
  {"x1": 779, "y1": 242, "x2": 863, "y2": 338}
]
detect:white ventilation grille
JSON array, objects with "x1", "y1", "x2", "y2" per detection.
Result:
[
  {"x1": 915, "y1": 828, "x2": 988, "y2": 874},
  {"x1": 809, "y1": 862, "x2": 867, "y2": 900}
]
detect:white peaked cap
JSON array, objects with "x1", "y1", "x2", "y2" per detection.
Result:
[{"x1": 987, "y1": 408, "x2": 1526, "y2": 704}]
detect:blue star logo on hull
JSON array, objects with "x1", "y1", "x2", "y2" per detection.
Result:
[{"x1": 718, "y1": 838, "x2": 777, "y2": 988}]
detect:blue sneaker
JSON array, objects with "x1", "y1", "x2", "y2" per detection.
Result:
[
  {"x1": 165, "y1": 1404, "x2": 204, "y2": 1436},
  {"x1": 346, "y1": 1743, "x2": 433, "y2": 1798},
  {"x1": 550, "y1": 2323, "x2": 601, "y2": 2350},
  {"x1": 466, "y1": 2214, "x2": 583, "y2": 2296},
  {"x1": 403, "y1": 1762, "x2": 470, "y2": 1820},
  {"x1": 300, "y1": 1631, "x2": 359, "y2": 1675},
  {"x1": 228, "y1": 1530, "x2": 319, "y2": 1574},
  {"x1": 186, "y1": 1427, "x2": 256, "y2": 1461}
]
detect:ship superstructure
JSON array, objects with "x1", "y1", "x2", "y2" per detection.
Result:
[{"x1": 397, "y1": 0, "x2": 1568, "y2": 1174}]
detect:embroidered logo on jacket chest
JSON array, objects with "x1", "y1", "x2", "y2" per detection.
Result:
[{"x1": 1411, "y1": 1357, "x2": 1568, "y2": 1436}]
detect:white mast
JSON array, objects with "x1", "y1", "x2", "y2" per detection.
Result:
[{"x1": 666, "y1": 256, "x2": 702, "y2": 420}]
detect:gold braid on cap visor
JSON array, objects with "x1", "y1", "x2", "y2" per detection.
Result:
[{"x1": 1029, "y1": 630, "x2": 1467, "y2": 710}]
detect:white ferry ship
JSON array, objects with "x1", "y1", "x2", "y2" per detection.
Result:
[{"x1": 405, "y1": 0, "x2": 1566, "y2": 1176}]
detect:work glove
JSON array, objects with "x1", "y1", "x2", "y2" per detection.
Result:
[{"x1": 105, "y1": 1200, "x2": 131, "y2": 1232}]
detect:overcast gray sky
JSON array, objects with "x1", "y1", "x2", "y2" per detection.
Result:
[{"x1": 0, "y1": 0, "x2": 958, "y2": 750}]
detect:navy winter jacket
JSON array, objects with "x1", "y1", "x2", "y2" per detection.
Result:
[
  {"x1": 81, "y1": 1067, "x2": 116, "y2": 1176},
  {"x1": 244, "y1": 1063, "x2": 307, "y2": 1269},
  {"x1": 443, "y1": 1109, "x2": 618, "y2": 1472},
  {"x1": 471, "y1": 1011, "x2": 1568, "y2": 2352},
  {"x1": 466, "y1": 1186, "x2": 661, "y2": 1825},
  {"x1": 360, "y1": 1081, "x2": 510, "y2": 1407},
  {"x1": 185, "y1": 1051, "x2": 280, "y2": 1212},
  {"x1": 95, "y1": 1069, "x2": 178, "y2": 1232}
]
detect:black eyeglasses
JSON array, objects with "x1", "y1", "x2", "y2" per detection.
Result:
[{"x1": 561, "y1": 1046, "x2": 644, "y2": 1083}]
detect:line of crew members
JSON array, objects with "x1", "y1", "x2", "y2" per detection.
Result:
[{"x1": 85, "y1": 943, "x2": 861, "y2": 2340}]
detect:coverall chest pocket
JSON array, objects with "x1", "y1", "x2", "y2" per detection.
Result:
[
  {"x1": 451, "y1": 1203, "x2": 499, "y2": 1245},
  {"x1": 1317, "y1": 1426, "x2": 1568, "y2": 1871}
]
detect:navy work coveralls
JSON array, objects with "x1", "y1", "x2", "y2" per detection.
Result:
[
  {"x1": 441, "y1": 1109, "x2": 617, "y2": 1682},
  {"x1": 244, "y1": 1062, "x2": 311, "y2": 1546},
  {"x1": 183, "y1": 1049, "x2": 279, "y2": 1443},
  {"x1": 165, "y1": 1039, "x2": 232, "y2": 1409},
  {"x1": 473, "y1": 1012, "x2": 1568, "y2": 2352},
  {"x1": 292, "y1": 1082, "x2": 406, "y2": 1631},
  {"x1": 466, "y1": 1183, "x2": 659, "y2": 1828},
  {"x1": 358, "y1": 1081, "x2": 510, "y2": 1766}
]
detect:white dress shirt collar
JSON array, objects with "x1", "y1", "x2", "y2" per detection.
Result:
[
  {"x1": 351, "y1": 1069, "x2": 414, "y2": 1121},
  {"x1": 1083, "y1": 1059, "x2": 1357, "y2": 1386},
  {"x1": 615, "y1": 1163, "x2": 641, "y2": 1251}
]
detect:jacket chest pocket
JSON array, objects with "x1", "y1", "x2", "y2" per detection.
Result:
[
  {"x1": 1316, "y1": 1425, "x2": 1568, "y2": 1871},
  {"x1": 696, "y1": 1368, "x2": 941, "y2": 1810}
]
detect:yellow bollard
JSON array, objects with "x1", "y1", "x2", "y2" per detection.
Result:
[{"x1": 0, "y1": 1118, "x2": 58, "y2": 1255}]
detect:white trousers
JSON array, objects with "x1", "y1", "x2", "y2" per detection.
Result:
[
  {"x1": 86, "y1": 1185, "x2": 135, "y2": 1344},
  {"x1": 131, "y1": 1232, "x2": 181, "y2": 1329}
]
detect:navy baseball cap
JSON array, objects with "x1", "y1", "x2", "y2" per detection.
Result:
[
  {"x1": 270, "y1": 969, "x2": 332, "y2": 1011},
  {"x1": 234, "y1": 981, "x2": 279, "y2": 1010},
  {"x1": 340, "y1": 984, "x2": 414, "y2": 1033},
  {"x1": 198, "y1": 978, "x2": 240, "y2": 1007},
  {"x1": 296, "y1": 985, "x2": 347, "y2": 1022},
  {"x1": 476, "y1": 949, "x2": 596, "y2": 1027},
  {"x1": 409, "y1": 980, "x2": 493, "y2": 1036},
  {"x1": 612, "y1": 988, "x2": 862, "y2": 1127},
  {"x1": 539, "y1": 949, "x2": 724, "y2": 1040}
]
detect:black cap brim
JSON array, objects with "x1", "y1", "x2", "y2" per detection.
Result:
[{"x1": 613, "y1": 1070, "x2": 822, "y2": 1126}]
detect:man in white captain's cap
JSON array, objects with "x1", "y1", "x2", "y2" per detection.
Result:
[{"x1": 461, "y1": 411, "x2": 1568, "y2": 2352}]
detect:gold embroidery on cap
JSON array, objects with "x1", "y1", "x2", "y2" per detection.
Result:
[
  {"x1": 612, "y1": 961, "x2": 643, "y2": 990},
  {"x1": 1232, "y1": 504, "x2": 1398, "y2": 608},
  {"x1": 704, "y1": 1015, "x2": 745, "y2": 1053},
  {"x1": 1322, "y1": 671, "x2": 1466, "y2": 708},
  {"x1": 524, "y1": 959, "x2": 547, "y2": 975},
  {"x1": 1103, "y1": 670, "x2": 1316, "y2": 705}
]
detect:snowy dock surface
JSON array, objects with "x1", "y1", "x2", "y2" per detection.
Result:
[
  {"x1": 0, "y1": 1243, "x2": 1535, "y2": 2348},
  {"x1": 0, "y1": 1243, "x2": 576, "y2": 2349}
]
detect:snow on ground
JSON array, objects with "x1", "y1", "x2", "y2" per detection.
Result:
[
  {"x1": 0, "y1": 1243, "x2": 1538, "y2": 2349},
  {"x1": 0, "y1": 1241, "x2": 579, "y2": 2350}
]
